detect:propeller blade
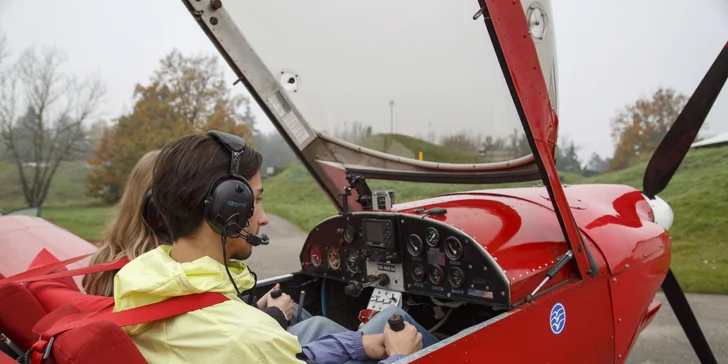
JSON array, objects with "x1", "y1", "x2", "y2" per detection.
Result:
[
  {"x1": 661, "y1": 269, "x2": 717, "y2": 364},
  {"x1": 643, "y1": 42, "x2": 728, "y2": 199}
]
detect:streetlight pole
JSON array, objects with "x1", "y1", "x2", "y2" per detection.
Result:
[{"x1": 389, "y1": 100, "x2": 394, "y2": 135}]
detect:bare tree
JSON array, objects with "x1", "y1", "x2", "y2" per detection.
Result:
[
  {"x1": 334, "y1": 120, "x2": 372, "y2": 144},
  {"x1": 0, "y1": 45, "x2": 106, "y2": 207},
  {"x1": 440, "y1": 131, "x2": 479, "y2": 154}
]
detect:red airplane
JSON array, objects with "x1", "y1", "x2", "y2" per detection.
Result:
[{"x1": 1, "y1": 1, "x2": 726, "y2": 363}]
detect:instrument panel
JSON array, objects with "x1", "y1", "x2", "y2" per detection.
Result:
[{"x1": 299, "y1": 212, "x2": 511, "y2": 308}]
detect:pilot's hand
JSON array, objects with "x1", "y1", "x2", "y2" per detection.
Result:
[
  {"x1": 267, "y1": 288, "x2": 294, "y2": 320},
  {"x1": 362, "y1": 334, "x2": 386, "y2": 359},
  {"x1": 383, "y1": 322, "x2": 423, "y2": 357},
  {"x1": 257, "y1": 284, "x2": 281, "y2": 310}
]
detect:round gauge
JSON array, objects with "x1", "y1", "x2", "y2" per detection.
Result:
[
  {"x1": 407, "y1": 234, "x2": 423, "y2": 256},
  {"x1": 343, "y1": 225, "x2": 356, "y2": 244},
  {"x1": 411, "y1": 263, "x2": 426, "y2": 282},
  {"x1": 346, "y1": 250, "x2": 360, "y2": 274},
  {"x1": 445, "y1": 237, "x2": 464, "y2": 260},
  {"x1": 429, "y1": 265, "x2": 444, "y2": 285},
  {"x1": 328, "y1": 248, "x2": 341, "y2": 270},
  {"x1": 309, "y1": 246, "x2": 323, "y2": 267},
  {"x1": 448, "y1": 267, "x2": 465, "y2": 288},
  {"x1": 425, "y1": 227, "x2": 440, "y2": 247}
]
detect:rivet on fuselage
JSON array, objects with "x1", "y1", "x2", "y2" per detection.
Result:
[
  {"x1": 483, "y1": 266, "x2": 487, "y2": 271},
  {"x1": 501, "y1": 291, "x2": 505, "y2": 296},
  {"x1": 613, "y1": 278, "x2": 617, "y2": 282},
  {"x1": 626, "y1": 264, "x2": 630, "y2": 269},
  {"x1": 470, "y1": 284, "x2": 475, "y2": 288},
  {"x1": 618, "y1": 318, "x2": 622, "y2": 323}
]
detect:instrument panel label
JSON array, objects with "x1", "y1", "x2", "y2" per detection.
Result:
[{"x1": 377, "y1": 263, "x2": 396, "y2": 273}]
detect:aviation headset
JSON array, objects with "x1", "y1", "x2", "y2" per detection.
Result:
[{"x1": 140, "y1": 130, "x2": 268, "y2": 246}]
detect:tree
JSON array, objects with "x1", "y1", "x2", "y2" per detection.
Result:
[
  {"x1": 554, "y1": 137, "x2": 583, "y2": 174},
  {"x1": 583, "y1": 152, "x2": 610, "y2": 176},
  {"x1": 441, "y1": 131, "x2": 478, "y2": 154},
  {"x1": 86, "y1": 49, "x2": 256, "y2": 203},
  {"x1": 254, "y1": 131, "x2": 296, "y2": 177},
  {"x1": 334, "y1": 121, "x2": 372, "y2": 144},
  {"x1": 609, "y1": 87, "x2": 689, "y2": 170},
  {"x1": 0, "y1": 43, "x2": 105, "y2": 207}
]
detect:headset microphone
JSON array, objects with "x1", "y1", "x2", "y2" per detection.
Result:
[{"x1": 244, "y1": 232, "x2": 270, "y2": 246}]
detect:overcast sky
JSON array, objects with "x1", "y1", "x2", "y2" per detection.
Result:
[{"x1": 1, "y1": 0, "x2": 726, "y2": 162}]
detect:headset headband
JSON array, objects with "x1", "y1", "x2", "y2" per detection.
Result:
[{"x1": 207, "y1": 130, "x2": 246, "y2": 176}]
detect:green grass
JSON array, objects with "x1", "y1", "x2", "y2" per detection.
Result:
[
  {"x1": 584, "y1": 146, "x2": 728, "y2": 294},
  {"x1": 41, "y1": 205, "x2": 116, "y2": 242},
  {"x1": 0, "y1": 161, "x2": 102, "y2": 210}
]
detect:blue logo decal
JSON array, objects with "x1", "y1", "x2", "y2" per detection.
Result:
[
  {"x1": 227, "y1": 201, "x2": 247, "y2": 208},
  {"x1": 550, "y1": 303, "x2": 566, "y2": 335}
]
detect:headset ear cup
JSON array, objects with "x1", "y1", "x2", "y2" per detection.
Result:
[
  {"x1": 143, "y1": 189, "x2": 168, "y2": 235},
  {"x1": 204, "y1": 176, "x2": 255, "y2": 237}
]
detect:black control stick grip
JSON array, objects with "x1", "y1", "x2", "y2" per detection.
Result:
[
  {"x1": 388, "y1": 314, "x2": 405, "y2": 332},
  {"x1": 270, "y1": 289, "x2": 282, "y2": 299}
]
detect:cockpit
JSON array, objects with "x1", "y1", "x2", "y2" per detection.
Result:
[{"x1": 251, "y1": 178, "x2": 576, "y2": 343}]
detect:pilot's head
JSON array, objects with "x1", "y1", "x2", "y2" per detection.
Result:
[{"x1": 152, "y1": 132, "x2": 268, "y2": 262}]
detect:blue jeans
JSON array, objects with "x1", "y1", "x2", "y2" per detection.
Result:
[{"x1": 288, "y1": 306, "x2": 439, "y2": 363}]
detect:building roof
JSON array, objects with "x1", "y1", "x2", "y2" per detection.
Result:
[{"x1": 691, "y1": 132, "x2": 728, "y2": 148}]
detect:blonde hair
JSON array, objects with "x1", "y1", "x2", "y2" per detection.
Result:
[{"x1": 82, "y1": 150, "x2": 167, "y2": 296}]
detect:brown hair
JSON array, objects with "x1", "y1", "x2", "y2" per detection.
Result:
[
  {"x1": 82, "y1": 150, "x2": 168, "y2": 296},
  {"x1": 152, "y1": 133, "x2": 262, "y2": 241}
]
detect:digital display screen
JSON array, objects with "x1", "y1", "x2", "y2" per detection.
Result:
[
  {"x1": 427, "y1": 251, "x2": 445, "y2": 266},
  {"x1": 363, "y1": 219, "x2": 388, "y2": 243}
]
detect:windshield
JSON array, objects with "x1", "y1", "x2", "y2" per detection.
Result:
[{"x1": 223, "y1": 1, "x2": 557, "y2": 165}]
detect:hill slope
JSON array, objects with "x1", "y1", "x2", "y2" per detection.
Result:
[{"x1": 265, "y1": 145, "x2": 728, "y2": 294}]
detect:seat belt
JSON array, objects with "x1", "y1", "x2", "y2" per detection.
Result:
[
  {"x1": 0, "y1": 254, "x2": 93, "y2": 283},
  {"x1": 0, "y1": 256, "x2": 129, "y2": 286},
  {"x1": 29, "y1": 292, "x2": 229, "y2": 364}
]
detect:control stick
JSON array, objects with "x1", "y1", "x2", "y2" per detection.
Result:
[
  {"x1": 388, "y1": 314, "x2": 405, "y2": 332},
  {"x1": 270, "y1": 289, "x2": 282, "y2": 299},
  {"x1": 344, "y1": 274, "x2": 390, "y2": 298}
]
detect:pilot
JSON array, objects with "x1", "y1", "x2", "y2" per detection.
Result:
[{"x1": 112, "y1": 132, "x2": 434, "y2": 364}]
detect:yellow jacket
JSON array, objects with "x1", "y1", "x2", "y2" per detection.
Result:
[{"x1": 113, "y1": 245, "x2": 306, "y2": 363}]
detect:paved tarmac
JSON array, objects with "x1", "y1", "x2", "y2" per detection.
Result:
[{"x1": 249, "y1": 215, "x2": 728, "y2": 364}]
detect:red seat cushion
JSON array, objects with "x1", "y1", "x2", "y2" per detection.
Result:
[
  {"x1": 23, "y1": 249, "x2": 115, "y2": 313},
  {"x1": 28, "y1": 281, "x2": 114, "y2": 314},
  {"x1": 0, "y1": 282, "x2": 47, "y2": 350},
  {"x1": 30, "y1": 304, "x2": 147, "y2": 364},
  {"x1": 26, "y1": 249, "x2": 80, "y2": 292}
]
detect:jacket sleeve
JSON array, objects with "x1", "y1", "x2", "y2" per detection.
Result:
[
  {"x1": 300, "y1": 331, "x2": 406, "y2": 364},
  {"x1": 300, "y1": 330, "x2": 366, "y2": 364}
]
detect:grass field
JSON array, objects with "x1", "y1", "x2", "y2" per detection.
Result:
[{"x1": 1, "y1": 145, "x2": 726, "y2": 294}]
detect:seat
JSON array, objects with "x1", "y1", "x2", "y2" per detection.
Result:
[
  {"x1": 29, "y1": 304, "x2": 146, "y2": 364},
  {"x1": 0, "y1": 282, "x2": 48, "y2": 351}
]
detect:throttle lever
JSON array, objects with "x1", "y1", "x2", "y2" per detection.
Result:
[
  {"x1": 388, "y1": 314, "x2": 405, "y2": 332},
  {"x1": 344, "y1": 274, "x2": 390, "y2": 297}
]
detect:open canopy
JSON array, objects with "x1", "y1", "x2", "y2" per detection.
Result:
[{"x1": 182, "y1": 0, "x2": 559, "y2": 208}]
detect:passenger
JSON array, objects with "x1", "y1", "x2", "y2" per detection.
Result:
[
  {"x1": 113, "y1": 132, "x2": 435, "y2": 363},
  {"x1": 83, "y1": 150, "x2": 168, "y2": 297}
]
